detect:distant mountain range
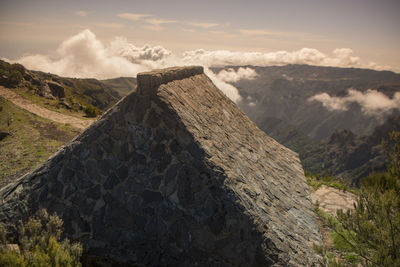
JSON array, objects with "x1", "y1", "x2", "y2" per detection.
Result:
[
  {"x1": 222, "y1": 64, "x2": 400, "y2": 184},
  {"x1": 226, "y1": 64, "x2": 400, "y2": 139},
  {"x1": 297, "y1": 115, "x2": 400, "y2": 185},
  {"x1": 2, "y1": 59, "x2": 400, "y2": 185}
]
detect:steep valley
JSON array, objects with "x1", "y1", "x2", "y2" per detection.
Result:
[{"x1": 226, "y1": 64, "x2": 400, "y2": 184}]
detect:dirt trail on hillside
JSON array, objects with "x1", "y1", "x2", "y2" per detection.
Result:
[
  {"x1": 0, "y1": 86, "x2": 94, "y2": 129},
  {"x1": 310, "y1": 185, "x2": 357, "y2": 215}
]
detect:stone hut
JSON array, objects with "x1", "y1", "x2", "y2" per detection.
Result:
[{"x1": 0, "y1": 66, "x2": 321, "y2": 266}]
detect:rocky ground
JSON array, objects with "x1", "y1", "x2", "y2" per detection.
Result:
[{"x1": 310, "y1": 185, "x2": 356, "y2": 215}]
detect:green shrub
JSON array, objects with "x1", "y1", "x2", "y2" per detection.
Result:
[
  {"x1": 83, "y1": 105, "x2": 98, "y2": 117},
  {"x1": 27, "y1": 84, "x2": 38, "y2": 92},
  {"x1": 0, "y1": 60, "x2": 10, "y2": 71},
  {"x1": 10, "y1": 64, "x2": 25, "y2": 75},
  {"x1": 305, "y1": 171, "x2": 354, "y2": 193},
  {"x1": 0, "y1": 209, "x2": 83, "y2": 267},
  {"x1": 0, "y1": 249, "x2": 27, "y2": 267},
  {"x1": 320, "y1": 131, "x2": 400, "y2": 266},
  {"x1": 7, "y1": 70, "x2": 23, "y2": 87}
]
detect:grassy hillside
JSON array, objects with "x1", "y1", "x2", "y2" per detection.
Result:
[
  {"x1": 0, "y1": 98, "x2": 80, "y2": 188},
  {"x1": 101, "y1": 77, "x2": 137, "y2": 97},
  {"x1": 53, "y1": 77, "x2": 120, "y2": 110},
  {"x1": 0, "y1": 60, "x2": 139, "y2": 188},
  {"x1": 0, "y1": 59, "x2": 122, "y2": 117}
]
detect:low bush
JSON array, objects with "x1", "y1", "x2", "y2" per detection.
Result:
[
  {"x1": 0, "y1": 209, "x2": 83, "y2": 267},
  {"x1": 7, "y1": 70, "x2": 23, "y2": 87},
  {"x1": 10, "y1": 64, "x2": 25, "y2": 75},
  {"x1": 83, "y1": 105, "x2": 98, "y2": 117},
  {"x1": 314, "y1": 131, "x2": 400, "y2": 266}
]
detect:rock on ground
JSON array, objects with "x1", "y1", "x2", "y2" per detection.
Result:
[{"x1": 311, "y1": 185, "x2": 357, "y2": 215}]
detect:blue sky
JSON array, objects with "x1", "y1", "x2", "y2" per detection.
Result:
[{"x1": 1, "y1": 0, "x2": 399, "y2": 73}]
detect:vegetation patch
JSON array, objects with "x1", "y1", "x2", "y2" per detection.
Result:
[
  {"x1": 0, "y1": 61, "x2": 25, "y2": 88},
  {"x1": 313, "y1": 131, "x2": 400, "y2": 266},
  {"x1": 0, "y1": 98, "x2": 80, "y2": 188},
  {"x1": 83, "y1": 105, "x2": 99, "y2": 118},
  {"x1": 0, "y1": 209, "x2": 82, "y2": 267},
  {"x1": 0, "y1": 59, "x2": 124, "y2": 120},
  {"x1": 13, "y1": 87, "x2": 90, "y2": 119},
  {"x1": 306, "y1": 171, "x2": 358, "y2": 194}
]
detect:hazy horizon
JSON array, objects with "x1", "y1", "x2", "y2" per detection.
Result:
[{"x1": 1, "y1": 0, "x2": 399, "y2": 75}]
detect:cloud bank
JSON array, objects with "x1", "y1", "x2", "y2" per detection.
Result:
[
  {"x1": 12, "y1": 30, "x2": 255, "y2": 102},
  {"x1": 16, "y1": 30, "x2": 145, "y2": 78},
  {"x1": 216, "y1": 67, "x2": 258, "y2": 83},
  {"x1": 309, "y1": 89, "x2": 400, "y2": 116},
  {"x1": 181, "y1": 48, "x2": 362, "y2": 68},
  {"x1": 9, "y1": 29, "x2": 393, "y2": 103}
]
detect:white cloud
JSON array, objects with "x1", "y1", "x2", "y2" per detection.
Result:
[
  {"x1": 209, "y1": 67, "x2": 258, "y2": 102},
  {"x1": 239, "y1": 29, "x2": 298, "y2": 37},
  {"x1": 204, "y1": 68, "x2": 242, "y2": 102},
  {"x1": 141, "y1": 18, "x2": 176, "y2": 31},
  {"x1": 308, "y1": 89, "x2": 400, "y2": 116},
  {"x1": 145, "y1": 18, "x2": 176, "y2": 25},
  {"x1": 143, "y1": 25, "x2": 164, "y2": 31},
  {"x1": 216, "y1": 67, "x2": 258, "y2": 83},
  {"x1": 117, "y1": 13, "x2": 152, "y2": 21},
  {"x1": 109, "y1": 37, "x2": 172, "y2": 62},
  {"x1": 330, "y1": 48, "x2": 360, "y2": 67},
  {"x1": 11, "y1": 29, "x2": 397, "y2": 104},
  {"x1": 16, "y1": 30, "x2": 144, "y2": 79},
  {"x1": 308, "y1": 93, "x2": 349, "y2": 111},
  {"x1": 181, "y1": 48, "x2": 365, "y2": 68},
  {"x1": 75, "y1": 10, "x2": 88, "y2": 17},
  {"x1": 187, "y1": 22, "x2": 219, "y2": 29},
  {"x1": 117, "y1": 13, "x2": 176, "y2": 31},
  {"x1": 12, "y1": 29, "x2": 244, "y2": 102},
  {"x1": 248, "y1": 102, "x2": 256, "y2": 107}
]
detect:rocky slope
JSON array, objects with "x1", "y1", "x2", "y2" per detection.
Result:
[
  {"x1": 0, "y1": 59, "x2": 124, "y2": 113},
  {"x1": 251, "y1": 112, "x2": 400, "y2": 185},
  {"x1": 0, "y1": 66, "x2": 321, "y2": 266},
  {"x1": 217, "y1": 64, "x2": 400, "y2": 182},
  {"x1": 310, "y1": 116, "x2": 400, "y2": 184}
]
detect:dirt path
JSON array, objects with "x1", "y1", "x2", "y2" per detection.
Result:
[
  {"x1": 310, "y1": 185, "x2": 357, "y2": 215},
  {"x1": 0, "y1": 86, "x2": 94, "y2": 130}
]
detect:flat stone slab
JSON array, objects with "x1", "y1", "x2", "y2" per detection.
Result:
[{"x1": 311, "y1": 185, "x2": 357, "y2": 215}]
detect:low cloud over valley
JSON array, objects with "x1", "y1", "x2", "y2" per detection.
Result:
[{"x1": 309, "y1": 89, "x2": 400, "y2": 117}]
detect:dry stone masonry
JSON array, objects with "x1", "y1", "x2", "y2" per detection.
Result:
[{"x1": 0, "y1": 66, "x2": 321, "y2": 266}]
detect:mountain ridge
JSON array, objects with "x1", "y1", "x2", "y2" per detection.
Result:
[
  {"x1": 227, "y1": 64, "x2": 400, "y2": 139},
  {"x1": 220, "y1": 64, "x2": 400, "y2": 183}
]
